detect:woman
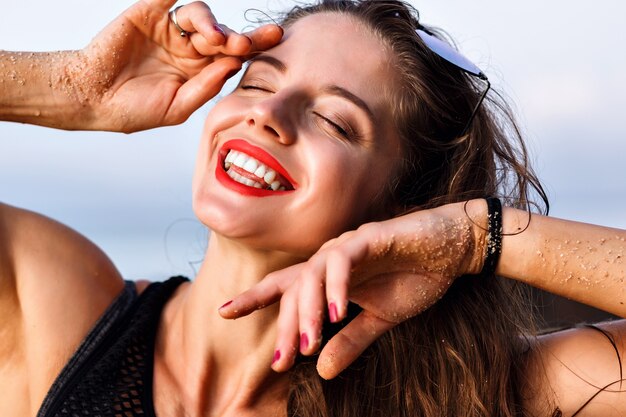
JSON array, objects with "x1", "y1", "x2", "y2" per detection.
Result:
[{"x1": 1, "y1": 1, "x2": 624, "y2": 417}]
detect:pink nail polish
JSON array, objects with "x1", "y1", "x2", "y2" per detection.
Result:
[
  {"x1": 329, "y1": 302, "x2": 339, "y2": 323},
  {"x1": 300, "y1": 333, "x2": 309, "y2": 352},
  {"x1": 219, "y1": 300, "x2": 232, "y2": 309},
  {"x1": 213, "y1": 24, "x2": 226, "y2": 36},
  {"x1": 272, "y1": 349, "x2": 281, "y2": 365}
]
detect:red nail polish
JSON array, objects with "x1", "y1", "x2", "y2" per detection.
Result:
[
  {"x1": 329, "y1": 302, "x2": 339, "y2": 323},
  {"x1": 272, "y1": 350, "x2": 281, "y2": 365},
  {"x1": 214, "y1": 24, "x2": 226, "y2": 36},
  {"x1": 219, "y1": 300, "x2": 232, "y2": 309},
  {"x1": 300, "y1": 333, "x2": 309, "y2": 352}
]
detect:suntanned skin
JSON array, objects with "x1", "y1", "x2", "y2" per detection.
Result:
[
  {"x1": 224, "y1": 200, "x2": 626, "y2": 416},
  {"x1": 2, "y1": 203, "x2": 625, "y2": 416},
  {"x1": 0, "y1": 203, "x2": 124, "y2": 416},
  {"x1": 2, "y1": 1, "x2": 626, "y2": 416},
  {"x1": 0, "y1": 0, "x2": 284, "y2": 413}
]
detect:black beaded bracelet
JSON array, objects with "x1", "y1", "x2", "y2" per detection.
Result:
[{"x1": 481, "y1": 197, "x2": 503, "y2": 276}]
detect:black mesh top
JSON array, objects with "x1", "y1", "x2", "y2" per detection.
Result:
[{"x1": 37, "y1": 276, "x2": 189, "y2": 417}]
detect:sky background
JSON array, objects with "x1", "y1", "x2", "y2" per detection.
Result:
[{"x1": 1, "y1": 0, "x2": 625, "y2": 281}]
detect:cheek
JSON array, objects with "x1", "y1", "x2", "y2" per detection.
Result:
[
  {"x1": 312, "y1": 150, "x2": 388, "y2": 224},
  {"x1": 192, "y1": 98, "x2": 242, "y2": 189}
]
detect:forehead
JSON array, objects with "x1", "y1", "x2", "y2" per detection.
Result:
[{"x1": 267, "y1": 13, "x2": 395, "y2": 113}]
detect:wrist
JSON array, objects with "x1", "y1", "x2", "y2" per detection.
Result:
[
  {"x1": 481, "y1": 197, "x2": 503, "y2": 276},
  {"x1": 460, "y1": 198, "x2": 490, "y2": 275},
  {"x1": 0, "y1": 50, "x2": 97, "y2": 130}
]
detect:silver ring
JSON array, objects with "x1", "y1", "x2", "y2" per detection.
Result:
[{"x1": 169, "y1": 6, "x2": 189, "y2": 37}]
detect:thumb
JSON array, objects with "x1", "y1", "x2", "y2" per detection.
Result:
[
  {"x1": 316, "y1": 311, "x2": 395, "y2": 380},
  {"x1": 164, "y1": 57, "x2": 242, "y2": 125}
]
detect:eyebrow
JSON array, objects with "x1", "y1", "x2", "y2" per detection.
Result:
[{"x1": 248, "y1": 55, "x2": 376, "y2": 122}]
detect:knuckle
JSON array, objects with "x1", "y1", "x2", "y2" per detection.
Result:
[
  {"x1": 357, "y1": 221, "x2": 381, "y2": 236},
  {"x1": 301, "y1": 264, "x2": 321, "y2": 283},
  {"x1": 327, "y1": 247, "x2": 347, "y2": 261}
]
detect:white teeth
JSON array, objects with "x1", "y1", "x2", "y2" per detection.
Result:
[
  {"x1": 234, "y1": 153, "x2": 247, "y2": 167},
  {"x1": 225, "y1": 149, "x2": 289, "y2": 191},
  {"x1": 243, "y1": 158, "x2": 258, "y2": 174},
  {"x1": 254, "y1": 165, "x2": 266, "y2": 178},
  {"x1": 227, "y1": 169, "x2": 241, "y2": 181},
  {"x1": 264, "y1": 170, "x2": 277, "y2": 184}
]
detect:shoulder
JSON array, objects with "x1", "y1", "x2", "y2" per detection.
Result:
[
  {"x1": 521, "y1": 321, "x2": 626, "y2": 416},
  {"x1": 0, "y1": 202, "x2": 125, "y2": 308},
  {"x1": 0, "y1": 203, "x2": 125, "y2": 407}
]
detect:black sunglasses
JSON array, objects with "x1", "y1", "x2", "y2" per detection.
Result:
[{"x1": 416, "y1": 28, "x2": 491, "y2": 136}]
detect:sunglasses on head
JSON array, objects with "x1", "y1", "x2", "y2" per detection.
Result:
[{"x1": 416, "y1": 27, "x2": 491, "y2": 136}]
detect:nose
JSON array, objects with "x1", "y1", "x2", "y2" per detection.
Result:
[{"x1": 245, "y1": 95, "x2": 296, "y2": 145}]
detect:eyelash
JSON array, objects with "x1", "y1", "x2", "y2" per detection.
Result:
[
  {"x1": 239, "y1": 83, "x2": 358, "y2": 141},
  {"x1": 240, "y1": 84, "x2": 273, "y2": 93},
  {"x1": 314, "y1": 112, "x2": 352, "y2": 139}
]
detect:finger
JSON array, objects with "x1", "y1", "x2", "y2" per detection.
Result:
[
  {"x1": 172, "y1": 2, "x2": 226, "y2": 46},
  {"x1": 164, "y1": 57, "x2": 242, "y2": 125},
  {"x1": 297, "y1": 262, "x2": 327, "y2": 355},
  {"x1": 218, "y1": 263, "x2": 303, "y2": 319},
  {"x1": 316, "y1": 311, "x2": 396, "y2": 380},
  {"x1": 325, "y1": 249, "x2": 352, "y2": 323},
  {"x1": 190, "y1": 23, "x2": 257, "y2": 58},
  {"x1": 272, "y1": 285, "x2": 300, "y2": 372},
  {"x1": 218, "y1": 24, "x2": 256, "y2": 56},
  {"x1": 189, "y1": 25, "x2": 249, "y2": 57},
  {"x1": 244, "y1": 24, "x2": 284, "y2": 55}
]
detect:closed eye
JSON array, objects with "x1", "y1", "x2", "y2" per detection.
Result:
[
  {"x1": 240, "y1": 84, "x2": 272, "y2": 92},
  {"x1": 314, "y1": 112, "x2": 357, "y2": 141},
  {"x1": 240, "y1": 84, "x2": 274, "y2": 93}
]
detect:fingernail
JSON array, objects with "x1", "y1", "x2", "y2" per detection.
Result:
[
  {"x1": 329, "y1": 302, "x2": 339, "y2": 323},
  {"x1": 213, "y1": 24, "x2": 226, "y2": 36},
  {"x1": 300, "y1": 333, "x2": 309, "y2": 352},
  {"x1": 272, "y1": 349, "x2": 281, "y2": 365},
  {"x1": 219, "y1": 300, "x2": 232, "y2": 309}
]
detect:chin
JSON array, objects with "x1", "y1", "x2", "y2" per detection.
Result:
[{"x1": 193, "y1": 201, "x2": 329, "y2": 258}]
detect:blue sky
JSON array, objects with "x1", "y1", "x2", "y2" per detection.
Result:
[{"x1": 1, "y1": 0, "x2": 625, "y2": 280}]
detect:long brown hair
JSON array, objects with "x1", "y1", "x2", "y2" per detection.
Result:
[{"x1": 280, "y1": 1, "x2": 548, "y2": 416}]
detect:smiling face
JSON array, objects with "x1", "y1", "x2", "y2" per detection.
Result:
[{"x1": 192, "y1": 12, "x2": 402, "y2": 256}]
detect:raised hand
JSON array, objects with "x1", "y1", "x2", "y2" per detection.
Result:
[
  {"x1": 0, "y1": 0, "x2": 283, "y2": 132},
  {"x1": 219, "y1": 200, "x2": 488, "y2": 379},
  {"x1": 79, "y1": 0, "x2": 282, "y2": 132}
]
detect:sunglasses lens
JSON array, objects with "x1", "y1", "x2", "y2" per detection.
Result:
[{"x1": 416, "y1": 29, "x2": 482, "y2": 77}]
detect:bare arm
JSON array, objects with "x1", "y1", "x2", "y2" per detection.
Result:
[
  {"x1": 522, "y1": 321, "x2": 626, "y2": 416},
  {"x1": 498, "y1": 208, "x2": 625, "y2": 317},
  {"x1": 0, "y1": 0, "x2": 282, "y2": 132},
  {"x1": 219, "y1": 199, "x2": 626, "y2": 379},
  {"x1": 0, "y1": 50, "x2": 88, "y2": 129},
  {"x1": 0, "y1": 203, "x2": 125, "y2": 414}
]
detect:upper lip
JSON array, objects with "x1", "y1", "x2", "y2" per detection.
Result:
[{"x1": 219, "y1": 139, "x2": 298, "y2": 189}]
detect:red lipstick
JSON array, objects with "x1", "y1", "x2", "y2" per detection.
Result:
[{"x1": 216, "y1": 139, "x2": 297, "y2": 197}]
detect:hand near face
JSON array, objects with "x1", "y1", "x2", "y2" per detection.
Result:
[
  {"x1": 72, "y1": 0, "x2": 282, "y2": 132},
  {"x1": 219, "y1": 201, "x2": 487, "y2": 379}
]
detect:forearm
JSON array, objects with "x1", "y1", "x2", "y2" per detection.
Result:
[
  {"x1": 0, "y1": 50, "x2": 94, "y2": 130},
  {"x1": 497, "y1": 207, "x2": 626, "y2": 317}
]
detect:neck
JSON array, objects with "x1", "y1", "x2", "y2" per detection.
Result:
[{"x1": 154, "y1": 234, "x2": 305, "y2": 417}]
